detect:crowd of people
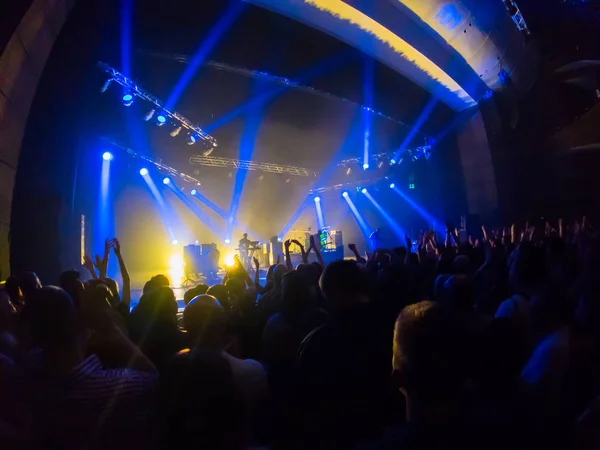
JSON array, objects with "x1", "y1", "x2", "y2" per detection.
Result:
[{"x1": 1, "y1": 220, "x2": 600, "y2": 449}]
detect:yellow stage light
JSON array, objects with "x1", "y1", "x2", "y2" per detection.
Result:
[
  {"x1": 223, "y1": 252, "x2": 236, "y2": 267},
  {"x1": 168, "y1": 252, "x2": 184, "y2": 287}
]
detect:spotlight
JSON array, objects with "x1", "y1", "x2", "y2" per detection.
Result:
[
  {"x1": 361, "y1": 188, "x2": 367, "y2": 194},
  {"x1": 157, "y1": 114, "x2": 167, "y2": 126},
  {"x1": 172, "y1": 239, "x2": 179, "y2": 246},
  {"x1": 224, "y1": 239, "x2": 231, "y2": 244},
  {"x1": 102, "y1": 151, "x2": 113, "y2": 161},
  {"x1": 277, "y1": 237, "x2": 282, "y2": 242},
  {"x1": 122, "y1": 93, "x2": 134, "y2": 107},
  {"x1": 139, "y1": 168, "x2": 148, "y2": 176},
  {"x1": 342, "y1": 191, "x2": 349, "y2": 198},
  {"x1": 144, "y1": 109, "x2": 155, "y2": 121},
  {"x1": 163, "y1": 177, "x2": 171, "y2": 185},
  {"x1": 363, "y1": 163, "x2": 369, "y2": 170},
  {"x1": 203, "y1": 148, "x2": 214, "y2": 157},
  {"x1": 187, "y1": 133, "x2": 198, "y2": 145},
  {"x1": 190, "y1": 189, "x2": 197, "y2": 196},
  {"x1": 390, "y1": 159, "x2": 396, "y2": 165},
  {"x1": 377, "y1": 161, "x2": 384, "y2": 169},
  {"x1": 345, "y1": 167, "x2": 352, "y2": 176},
  {"x1": 170, "y1": 126, "x2": 182, "y2": 137},
  {"x1": 314, "y1": 196, "x2": 321, "y2": 202},
  {"x1": 390, "y1": 183, "x2": 395, "y2": 189},
  {"x1": 213, "y1": 141, "x2": 218, "y2": 147}
]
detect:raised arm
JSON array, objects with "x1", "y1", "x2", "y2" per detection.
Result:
[
  {"x1": 291, "y1": 239, "x2": 308, "y2": 264},
  {"x1": 111, "y1": 238, "x2": 130, "y2": 314},
  {"x1": 253, "y1": 257, "x2": 261, "y2": 288},
  {"x1": 83, "y1": 255, "x2": 98, "y2": 279},
  {"x1": 284, "y1": 240, "x2": 293, "y2": 271},
  {"x1": 309, "y1": 235, "x2": 325, "y2": 267},
  {"x1": 348, "y1": 243, "x2": 366, "y2": 264}
]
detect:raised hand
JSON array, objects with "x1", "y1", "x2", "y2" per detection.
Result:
[
  {"x1": 405, "y1": 234, "x2": 412, "y2": 249},
  {"x1": 284, "y1": 239, "x2": 292, "y2": 250},
  {"x1": 110, "y1": 238, "x2": 121, "y2": 256},
  {"x1": 309, "y1": 235, "x2": 316, "y2": 250},
  {"x1": 253, "y1": 257, "x2": 260, "y2": 269},
  {"x1": 348, "y1": 243, "x2": 357, "y2": 252},
  {"x1": 83, "y1": 255, "x2": 98, "y2": 279}
]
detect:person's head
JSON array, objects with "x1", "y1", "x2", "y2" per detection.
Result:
[
  {"x1": 206, "y1": 284, "x2": 231, "y2": 312},
  {"x1": 3, "y1": 276, "x2": 22, "y2": 309},
  {"x1": 137, "y1": 286, "x2": 178, "y2": 326},
  {"x1": 320, "y1": 260, "x2": 369, "y2": 310},
  {"x1": 452, "y1": 255, "x2": 471, "y2": 275},
  {"x1": 225, "y1": 278, "x2": 245, "y2": 303},
  {"x1": 143, "y1": 274, "x2": 170, "y2": 294},
  {"x1": 183, "y1": 295, "x2": 227, "y2": 349},
  {"x1": 508, "y1": 242, "x2": 546, "y2": 295},
  {"x1": 0, "y1": 290, "x2": 16, "y2": 331},
  {"x1": 18, "y1": 272, "x2": 42, "y2": 300},
  {"x1": 183, "y1": 284, "x2": 209, "y2": 306},
  {"x1": 281, "y1": 270, "x2": 313, "y2": 317},
  {"x1": 393, "y1": 301, "x2": 464, "y2": 418},
  {"x1": 243, "y1": 233, "x2": 248, "y2": 239},
  {"x1": 272, "y1": 264, "x2": 289, "y2": 289},
  {"x1": 21, "y1": 286, "x2": 81, "y2": 349},
  {"x1": 59, "y1": 270, "x2": 85, "y2": 310},
  {"x1": 439, "y1": 275, "x2": 475, "y2": 313}
]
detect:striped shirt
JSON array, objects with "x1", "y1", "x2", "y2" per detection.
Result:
[{"x1": 15, "y1": 354, "x2": 158, "y2": 450}]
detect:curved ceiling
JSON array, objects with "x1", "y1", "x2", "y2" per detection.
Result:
[{"x1": 245, "y1": 0, "x2": 538, "y2": 110}]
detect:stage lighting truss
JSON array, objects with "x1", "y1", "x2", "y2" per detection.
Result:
[
  {"x1": 189, "y1": 155, "x2": 316, "y2": 177},
  {"x1": 338, "y1": 146, "x2": 432, "y2": 168},
  {"x1": 98, "y1": 62, "x2": 218, "y2": 148},
  {"x1": 140, "y1": 51, "x2": 415, "y2": 130},
  {"x1": 101, "y1": 137, "x2": 202, "y2": 187}
]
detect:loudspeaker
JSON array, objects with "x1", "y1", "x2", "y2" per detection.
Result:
[{"x1": 183, "y1": 245, "x2": 202, "y2": 275}]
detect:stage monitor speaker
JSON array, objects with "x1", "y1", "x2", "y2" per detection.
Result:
[
  {"x1": 331, "y1": 230, "x2": 343, "y2": 248},
  {"x1": 183, "y1": 245, "x2": 202, "y2": 275}
]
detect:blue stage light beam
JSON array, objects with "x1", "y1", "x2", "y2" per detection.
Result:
[
  {"x1": 363, "y1": 57, "x2": 374, "y2": 170},
  {"x1": 279, "y1": 198, "x2": 311, "y2": 239},
  {"x1": 164, "y1": 0, "x2": 245, "y2": 111},
  {"x1": 226, "y1": 94, "x2": 263, "y2": 242},
  {"x1": 363, "y1": 189, "x2": 406, "y2": 239},
  {"x1": 140, "y1": 171, "x2": 177, "y2": 241},
  {"x1": 392, "y1": 186, "x2": 444, "y2": 231},
  {"x1": 164, "y1": 179, "x2": 221, "y2": 237},
  {"x1": 120, "y1": 0, "x2": 133, "y2": 79},
  {"x1": 343, "y1": 192, "x2": 372, "y2": 241},
  {"x1": 278, "y1": 110, "x2": 363, "y2": 238},
  {"x1": 314, "y1": 196, "x2": 326, "y2": 230},
  {"x1": 96, "y1": 152, "x2": 115, "y2": 256},
  {"x1": 205, "y1": 51, "x2": 350, "y2": 134},
  {"x1": 393, "y1": 96, "x2": 438, "y2": 161},
  {"x1": 191, "y1": 189, "x2": 228, "y2": 219}
]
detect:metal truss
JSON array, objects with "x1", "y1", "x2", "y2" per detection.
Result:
[
  {"x1": 338, "y1": 145, "x2": 432, "y2": 166},
  {"x1": 309, "y1": 177, "x2": 385, "y2": 195},
  {"x1": 189, "y1": 155, "x2": 316, "y2": 177},
  {"x1": 140, "y1": 51, "x2": 419, "y2": 132},
  {"x1": 101, "y1": 138, "x2": 203, "y2": 186},
  {"x1": 97, "y1": 62, "x2": 217, "y2": 148}
]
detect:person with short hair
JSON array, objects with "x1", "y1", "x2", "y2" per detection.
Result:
[{"x1": 16, "y1": 286, "x2": 157, "y2": 449}]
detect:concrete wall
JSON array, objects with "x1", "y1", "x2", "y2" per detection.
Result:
[{"x1": 0, "y1": 0, "x2": 76, "y2": 280}]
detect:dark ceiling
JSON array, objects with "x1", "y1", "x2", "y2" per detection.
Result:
[{"x1": 100, "y1": 0, "x2": 455, "y2": 138}]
